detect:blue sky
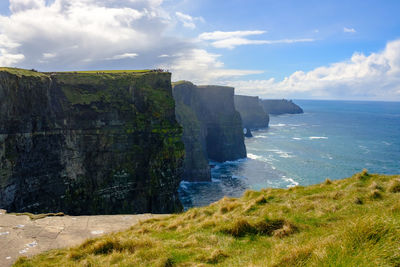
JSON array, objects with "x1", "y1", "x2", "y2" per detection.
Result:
[{"x1": 1, "y1": 0, "x2": 400, "y2": 100}]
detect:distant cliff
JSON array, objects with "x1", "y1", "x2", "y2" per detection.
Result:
[
  {"x1": 260, "y1": 99, "x2": 303, "y2": 115},
  {"x1": 0, "y1": 68, "x2": 184, "y2": 215},
  {"x1": 173, "y1": 81, "x2": 246, "y2": 181},
  {"x1": 234, "y1": 95, "x2": 269, "y2": 130}
]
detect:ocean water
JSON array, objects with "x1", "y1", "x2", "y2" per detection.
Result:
[{"x1": 178, "y1": 100, "x2": 400, "y2": 209}]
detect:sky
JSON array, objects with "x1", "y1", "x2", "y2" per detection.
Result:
[{"x1": 0, "y1": 0, "x2": 400, "y2": 100}]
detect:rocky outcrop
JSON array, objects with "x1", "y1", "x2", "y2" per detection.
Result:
[
  {"x1": 234, "y1": 95, "x2": 269, "y2": 129},
  {"x1": 173, "y1": 81, "x2": 246, "y2": 181},
  {"x1": 259, "y1": 99, "x2": 303, "y2": 115},
  {"x1": 0, "y1": 68, "x2": 184, "y2": 215}
]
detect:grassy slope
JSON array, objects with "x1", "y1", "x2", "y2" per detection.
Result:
[{"x1": 15, "y1": 171, "x2": 400, "y2": 267}]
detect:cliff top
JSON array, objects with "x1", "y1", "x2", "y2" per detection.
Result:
[
  {"x1": 15, "y1": 170, "x2": 400, "y2": 266},
  {"x1": 0, "y1": 67, "x2": 167, "y2": 78}
]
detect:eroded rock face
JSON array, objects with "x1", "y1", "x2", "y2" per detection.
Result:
[
  {"x1": 234, "y1": 95, "x2": 269, "y2": 130},
  {"x1": 0, "y1": 68, "x2": 184, "y2": 215},
  {"x1": 173, "y1": 81, "x2": 246, "y2": 181},
  {"x1": 259, "y1": 99, "x2": 303, "y2": 115}
]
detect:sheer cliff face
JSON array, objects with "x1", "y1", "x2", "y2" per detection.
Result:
[
  {"x1": 173, "y1": 82, "x2": 246, "y2": 181},
  {"x1": 0, "y1": 68, "x2": 184, "y2": 215},
  {"x1": 260, "y1": 99, "x2": 303, "y2": 115},
  {"x1": 234, "y1": 95, "x2": 269, "y2": 130}
]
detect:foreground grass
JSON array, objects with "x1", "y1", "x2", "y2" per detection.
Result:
[{"x1": 15, "y1": 171, "x2": 400, "y2": 266}]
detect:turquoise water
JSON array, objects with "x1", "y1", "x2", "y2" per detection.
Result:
[{"x1": 179, "y1": 100, "x2": 400, "y2": 208}]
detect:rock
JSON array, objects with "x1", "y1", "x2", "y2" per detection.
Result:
[
  {"x1": 234, "y1": 95, "x2": 269, "y2": 129},
  {"x1": 244, "y1": 127, "x2": 253, "y2": 138},
  {"x1": 0, "y1": 68, "x2": 184, "y2": 215},
  {"x1": 173, "y1": 81, "x2": 246, "y2": 181},
  {"x1": 259, "y1": 99, "x2": 303, "y2": 115}
]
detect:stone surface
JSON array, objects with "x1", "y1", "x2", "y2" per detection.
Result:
[
  {"x1": 0, "y1": 68, "x2": 184, "y2": 215},
  {"x1": 173, "y1": 81, "x2": 246, "y2": 181},
  {"x1": 234, "y1": 95, "x2": 269, "y2": 129},
  {"x1": 0, "y1": 209, "x2": 166, "y2": 267},
  {"x1": 259, "y1": 99, "x2": 303, "y2": 115}
]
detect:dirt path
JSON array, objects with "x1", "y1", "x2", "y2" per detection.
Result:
[{"x1": 0, "y1": 209, "x2": 166, "y2": 267}]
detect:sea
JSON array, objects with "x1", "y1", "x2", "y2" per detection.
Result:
[{"x1": 179, "y1": 100, "x2": 400, "y2": 209}]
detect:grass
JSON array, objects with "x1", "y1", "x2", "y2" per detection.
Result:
[
  {"x1": 0, "y1": 67, "x2": 49, "y2": 78},
  {"x1": 50, "y1": 70, "x2": 154, "y2": 74},
  {"x1": 14, "y1": 171, "x2": 400, "y2": 266}
]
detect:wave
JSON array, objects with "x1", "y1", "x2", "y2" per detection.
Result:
[
  {"x1": 270, "y1": 123, "x2": 286, "y2": 127},
  {"x1": 247, "y1": 153, "x2": 262, "y2": 160},
  {"x1": 309, "y1": 136, "x2": 328, "y2": 140},
  {"x1": 253, "y1": 135, "x2": 268, "y2": 139},
  {"x1": 282, "y1": 176, "x2": 299, "y2": 187},
  {"x1": 292, "y1": 137, "x2": 302, "y2": 140},
  {"x1": 266, "y1": 149, "x2": 294, "y2": 158}
]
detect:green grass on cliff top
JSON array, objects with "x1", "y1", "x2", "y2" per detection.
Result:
[
  {"x1": 0, "y1": 67, "x2": 155, "y2": 77},
  {"x1": 15, "y1": 170, "x2": 400, "y2": 267},
  {"x1": 0, "y1": 67, "x2": 48, "y2": 78}
]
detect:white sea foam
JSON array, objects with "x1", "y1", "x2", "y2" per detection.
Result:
[
  {"x1": 292, "y1": 137, "x2": 302, "y2": 140},
  {"x1": 382, "y1": 141, "x2": 391, "y2": 146},
  {"x1": 270, "y1": 123, "x2": 286, "y2": 127},
  {"x1": 253, "y1": 135, "x2": 268, "y2": 139},
  {"x1": 309, "y1": 136, "x2": 328, "y2": 140},
  {"x1": 179, "y1": 181, "x2": 189, "y2": 189},
  {"x1": 265, "y1": 149, "x2": 294, "y2": 158},
  {"x1": 282, "y1": 176, "x2": 299, "y2": 187},
  {"x1": 247, "y1": 153, "x2": 261, "y2": 160},
  {"x1": 359, "y1": 145, "x2": 370, "y2": 154}
]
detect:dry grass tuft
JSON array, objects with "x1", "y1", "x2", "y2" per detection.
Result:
[
  {"x1": 325, "y1": 178, "x2": 333, "y2": 185},
  {"x1": 255, "y1": 195, "x2": 268, "y2": 205},
  {"x1": 369, "y1": 189, "x2": 383, "y2": 200},
  {"x1": 273, "y1": 221, "x2": 298, "y2": 238},
  {"x1": 219, "y1": 201, "x2": 240, "y2": 214},
  {"x1": 388, "y1": 179, "x2": 400, "y2": 193},
  {"x1": 369, "y1": 181, "x2": 384, "y2": 191},
  {"x1": 355, "y1": 169, "x2": 370, "y2": 180},
  {"x1": 200, "y1": 249, "x2": 229, "y2": 264},
  {"x1": 354, "y1": 197, "x2": 364, "y2": 205},
  {"x1": 273, "y1": 246, "x2": 314, "y2": 267}
]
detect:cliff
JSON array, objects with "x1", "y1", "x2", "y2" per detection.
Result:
[
  {"x1": 234, "y1": 95, "x2": 269, "y2": 129},
  {"x1": 173, "y1": 81, "x2": 246, "y2": 181},
  {"x1": 0, "y1": 68, "x2": 184, "y2": 215},
  {"x1": 260, "y1": 99, "x2": 303, "y2": 115}
]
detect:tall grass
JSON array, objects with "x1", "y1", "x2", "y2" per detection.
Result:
[{"x1": 14, "y1": 172, "x2": 400, "y2": 266}]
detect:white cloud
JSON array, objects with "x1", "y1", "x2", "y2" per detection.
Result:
[
  {"x1": 9, "y1": 0, "x2": 45, "y2": 13},
  {"x1": 199, "y1": 30, "x2": 266, "y2": 40},
  {"x1": 175, "y1": 11, "x2": 203, "y2": 29},
  {"x1": 227, "y1": 39, "x2": 400, "y2": 100},
  {"x1": 106, "y1": 53, "x2": 138, "y2": 60},
  {"x1": 43, "y1": 52, "x2": 56, "y2": 59},
  {"x1": 159, "y1": 48, "x2": 263, "y2": 84},
  {"x1": 344, "y1": 27, "x2": 356, "y2": 33},
  {"x1": 199, "y1": 30, "x2": 314, "y2": 49},
  {"x1": 0, "y1": 0, "x2": 189, "y2": 69}
]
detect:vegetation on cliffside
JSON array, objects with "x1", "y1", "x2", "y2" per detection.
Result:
[{"x1": 15, "y1": 171, "x2": 400, "y2": 266}]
